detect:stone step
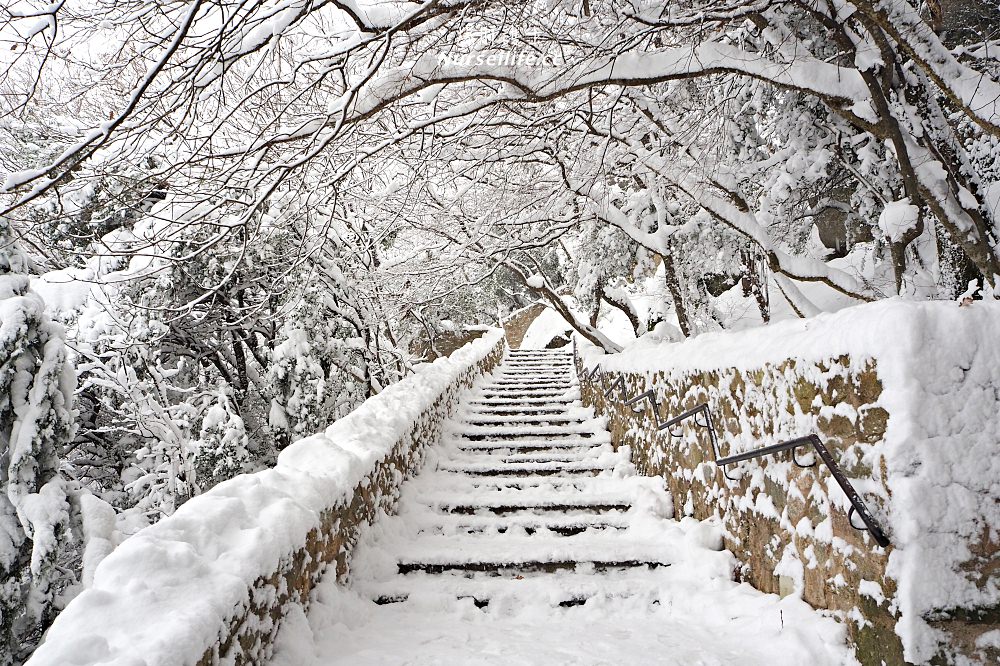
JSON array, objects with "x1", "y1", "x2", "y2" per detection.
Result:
[
  {"x1": 439, "y1": 461, "x2": 612, "y2": 476},
  {"x1": 489, "y1": 372, "x2": 574, "y2": 384},
  {"x1": 465, "y1": 388, "x2": 582, "y2": 400},
  {"x1": 464, "y1": 402, "x2": 584, "y2": 411},
  {"x1": 454, "y1": 439, "x2": 607, "y2": 451},
  {"x1": 505, "y1": 354, "x2": 572, "y2": 358},
  {"x1": 366, "y1": 569, "x2": 671, "y2": 608},
  {"x1": 448, "y1": 449, "x2": 613, "y2": 464},
  {"x1": 416, "y1": 477, "x2": 643, "y2": 503},
  {"x1": 463, "y1": 419, "x2": 604, "y2": 435},
  {"x1": 440, "y1": 467, "x2": 609, "y2": 478},
  {"x1": 457, "y1": 432, "x2": 597, "y2": 442},
  {"x1": 373, "y1": 594, "x2": 590, "y2": 609},
  {"x1": 396, "y1": 560, "x2": 667, "y2": 575},
  {"x1": 491, "y1": 378, "x2": 572, "y2": 385},
  {"x1": 475, "y1": 387, "x2": 574, "y2": 394},
  {"x1": 508, "y1": 351, "x2": 571, "y2": 355},
  {"x1": 466, "y1": 401, "x2": 576, "y2": 408},
  {"x1": 390, "y1": 531, "x2": 671, "y2": 572},
  {"x1": 480, "y1": 386, "x2": 574, "y2": 394},
  {"x1": 412, "y1": 512, "x2": 628, "y2": 536},
  {"x1": 432, "y1": 478, "x2": 627, "y2": 494},
  {"x1": 415, "y1": 523, "x2": 621, "y2": 537},
  {"x1": 433, "y1": 502, "x2": 632, "y2": 515},
  {"x1": 483, "y1": 381, "x2": 573, "y2": 388},
  {"x1": 462, "y1": 408, "x2": 576, "y2": 417},
  {"x1": 493, "y1": 368, "x2": 571, "y2": 372},
  {"x1": 459, "y1": 421, "x2": 597, "y2": 432},
  {"x1": 475, "y1": 394, "x2": 575, "y2": 402},
  {"x1": 459, "y1": 418, "x2": 589, "y2": 428}
]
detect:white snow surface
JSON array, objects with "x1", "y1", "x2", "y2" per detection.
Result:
[
  {"x1": 525, "y1": 273, "x2": 546, "y2": 289},
  {"x1": 520, "y1": 306, "x2": 573, "y2": 350},
  {"x1": 878, "y1": 199, "x2": 920, "y2": 243},
  {"x1": 25, "y1": 329, "x2": 507, "y2": 666},
  {"x1": 578, "y1": 299, "x2": 1000, "y2": 662},
  {"x1": 271, "y1": 582, "x2": 855, "y2": 665}
]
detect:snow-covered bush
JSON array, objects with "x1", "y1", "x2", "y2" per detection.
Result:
[
  {"x1": 268, "y1": 327, "x2": 332, "y2": 445},
  {"x1": 193, "y1": 390, "x2": 249, "y2": 491}
]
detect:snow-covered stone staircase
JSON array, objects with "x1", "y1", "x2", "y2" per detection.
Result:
[
  {"x1": 352, "y1": 349, "x2": 680, "y2": 607},
  {"x1": 271, "y1": 349, "x2": 860, "y2": 664}
]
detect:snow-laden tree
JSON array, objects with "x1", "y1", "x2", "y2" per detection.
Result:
[
  {"x1": 0, "y1": 218, "x2": 79, "y2": 663},
  {"x1": 16, "y1": 173, "x2": 417, "y2": 523},
  {"x1": 192, "y1": 389, "x2": 248, "y2": 491},
  {"x1": 4, "y1": 0, "x2": 998, "y2": 325}
]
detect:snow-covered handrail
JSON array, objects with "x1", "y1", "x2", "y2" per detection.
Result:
[
  {"x1": 27, "y1": 330, "x2": 508, "y2": 666},
  {"x1": 712, "y1": 434, "x2": 890, "y2": 548},
  {"x1": 571, "y1": 339, "x2": 890, "y2": 548}
]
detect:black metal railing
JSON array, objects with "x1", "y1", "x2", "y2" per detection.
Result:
[{"x1": 571, "y1": 341, "x2": 890, "y2": 548}]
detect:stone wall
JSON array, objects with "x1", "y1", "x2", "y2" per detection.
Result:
[
  {"x1": 502, "y1": 302, "x2": 546, "y2": 349},
  {"x1": 410, "y1": 328, "x2": 487, "y2": 361},
  {"x1": 199, "y1": 334, "x2": 507, "y2": 665},
  {"x1": 576, "y1": 304, "x2": 1000, "y2": 666},
  {"x1": 578, "y1": 355, "x2": 903, "y2": 664}
]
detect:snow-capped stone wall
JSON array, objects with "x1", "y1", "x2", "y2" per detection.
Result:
[
  {"x1": 27, "y1": 330, "x2": 508, "y2": 666},
  {"x1": 577, "y1": 301, "x2": 1000, "y2": 666}
]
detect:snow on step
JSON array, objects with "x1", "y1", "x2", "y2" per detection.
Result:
[
  {"x1": 409, "y1": 511, "x2": 631, "y2": 536},
  {"x1": 359, "y1": 568, "x2": 681, "y2": 607},
  {"x1": 464, "y1": 403, "x2": 579, "y2": 412},
  {"x1": 269, "y1": 350, "x2": 860, "y2": 666},
  {"x1": 461, "y1": 404, "x2": 583, "y2": 412},
  {"x1": 476, "y1": 387, "x2": 573, "y2": 395},
  {"x1": 457, "y1": 423, "x2": 603, "y2": 438},
  {"x1": 453, "y1": 438, "x2": 612, "y2": 452},
  {"x1": 497, "y1": 368, "x2": 572, "y2": 373},
  {"x1": 410, "y1": 475, "x2": 657, "y2": 498},
  {"x1": 458, "y1": 414, "x2": 591, "y2": 425},
  {"x1": 467, "y1": 396, "x2": 578, "y2": 405},
  {"x1": 344, "y1": 351, "x2": 676, "y2": 590},
  {"x1": 415, "y1": 472, "x2": 647, "y2": 489},
  {"x1": 447, "y1": 448, "x2": 615, "y2": 464},
  {"x1": 437, "y1": 461, "x2": 613, "y2": 476},
  {"x1": 392, "y1": 532, "x2": 674, "y2": 569},
  {"x1": 491, "y1": 376, "x2": 572, "y2": 382},
  {"x1": 419, "y1": 490, "x2": 643, "y2": 512}
]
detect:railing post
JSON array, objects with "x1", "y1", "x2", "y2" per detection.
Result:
[{"x1": 808, "y1": 436, "x2": 891, "y2": 547}]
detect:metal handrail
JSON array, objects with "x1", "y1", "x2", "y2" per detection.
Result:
[{"x1": 570, "y1": 339, "x2": 890, "y2": 548}]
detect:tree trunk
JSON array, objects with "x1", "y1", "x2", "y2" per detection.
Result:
[
  {"x1": 505, "y1": 263, "x2": 622, "y2": 353},
  {"x1": 661, "y1": 250, "x2": 691, "y2": 337},
  {"x1": 600, "y1": 287, "x2": 643, "y2": 337}
]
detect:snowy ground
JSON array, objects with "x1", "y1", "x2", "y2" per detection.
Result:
[
  {"x1": 271, "y1": 582, "x2": 857, "y2": 665},
  {"x1": 269, "y1": 352, "x2": 858, "y2": 665}
]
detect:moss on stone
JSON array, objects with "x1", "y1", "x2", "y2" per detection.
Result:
[
  {"x1": 793, "y1": 378, "x2": 819, "y2": 413},
  {"x1": 858, "y1": 406, "x2": 889, "y2": 443}
]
